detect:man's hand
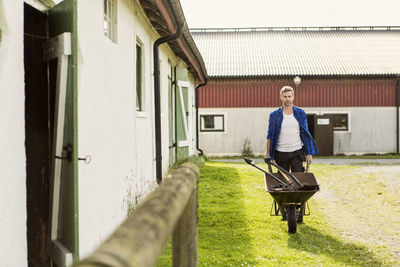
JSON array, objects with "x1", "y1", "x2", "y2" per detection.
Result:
[
  {"x1": 306, "y1": 155, "x2": 312, "y2": 164},
  {"x1": 264, "y1": 157, "x2": 275, "y2": 165}
]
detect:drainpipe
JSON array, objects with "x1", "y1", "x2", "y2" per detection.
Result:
[
  {"x1": 195, "y1": 80, "x2": 207, "y2": 155},
  {"x1": 174, "y1": 67, "x2": 178, "y2": 163},
  {"x1": 396, "y1": 76, "x2": 399, "y2": 153},
  {"x1": 154, "y1": 26, "x2": 184, "y2": 184}
]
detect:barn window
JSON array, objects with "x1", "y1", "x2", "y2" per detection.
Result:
[
  {"x1": 104, "y1": 0, "x2": 117, "y2": 42},
  {"x1": 332, "y1": 114, "x2": 348, "y2": 131},
  {"x1": 200, "y1": 115, "x2": 224, "y2": 132},
  {"x1": 136, "y1": 39, "x2": 143, "y2": 111}
]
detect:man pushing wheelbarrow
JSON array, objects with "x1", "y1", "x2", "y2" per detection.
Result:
[
  {"x1": 246, "y1": 85, "x2": 319, "y2": 233},
  {"x1": 266, "y1": 85, "x2": 318, "y2": 174}
]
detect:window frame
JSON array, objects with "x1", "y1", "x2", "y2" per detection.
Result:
[
  {"x1": 200, "y1": 114, "x2": 225, "y2": 132},
  {"x1": 104, "y1": 0, "x2": 117, "y2": 43},
  {"x1": 135, "y1": 39, "x2": 144, "y2": 112},
  {"x1": 331, "y1": 113, "x2": 349, "y2": 131},
  {"x1": 322, "y1": 111, "x2": 351, "y2": 132}
]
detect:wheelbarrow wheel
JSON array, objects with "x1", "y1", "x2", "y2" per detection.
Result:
[{"x1": 287, "y1": 205, "x2": 297, "y2": 234}]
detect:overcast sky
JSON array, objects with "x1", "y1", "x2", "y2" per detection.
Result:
[{"x1": 179, "y1": 0, "x2": 400, "y2": 29}]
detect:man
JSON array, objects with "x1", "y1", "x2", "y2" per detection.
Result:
[{"x1": 266, "y1": 86, "x2": 318, "y2": 172}]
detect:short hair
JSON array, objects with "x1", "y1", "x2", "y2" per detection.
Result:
[{"x1": 280, "y1": 86, "x2": 294, "y2": 96}]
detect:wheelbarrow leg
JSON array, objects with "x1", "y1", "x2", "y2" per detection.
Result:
[
  {"x1": 297, "y1": 203, "x2": 305, "y2": 223},
  {"x1": 278, "y1": 202, "x2": 287, "y2": 221}
]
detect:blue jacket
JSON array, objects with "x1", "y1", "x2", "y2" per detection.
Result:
[{"x1": 267, "y1": 106, "x2": 318, "y2": 159}]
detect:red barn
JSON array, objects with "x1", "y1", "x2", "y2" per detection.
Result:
[{"x1": 192, "y1": 27, "x2": 400, "y2": 156}]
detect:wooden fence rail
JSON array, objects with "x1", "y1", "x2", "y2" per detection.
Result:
[{"x1": 75, "y1": 163, "x2": 200, "y2": 267}]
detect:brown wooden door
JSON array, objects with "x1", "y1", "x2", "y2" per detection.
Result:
[{"x1": 314, "y1": 115, "x2": 334, "y2": 156}]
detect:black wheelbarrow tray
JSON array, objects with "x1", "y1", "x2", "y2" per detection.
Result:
[{"x1": 244, "y1": 158, "x2": 320, "y2": 234}]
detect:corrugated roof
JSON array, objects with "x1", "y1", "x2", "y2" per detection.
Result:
[{"x1": 190, "y1": 28, "x2": 400, "y2": 77}]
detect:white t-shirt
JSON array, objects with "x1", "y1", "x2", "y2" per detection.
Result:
[{"x1": 276, "y1": 113, "x2": 303, "y2": 152}]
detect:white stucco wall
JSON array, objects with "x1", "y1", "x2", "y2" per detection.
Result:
[
  {"x1": 331, "y1": 107, "x2": 397, "y2": 154},
  {"x1": 77, "y1": 0, "x2": 151, "y2": 257},
  {"x1": 159, "y1": 53, "x2": 172, "y2": 172},
  {"x1": 199, "y1": 107, "x2": 399, "y2": 156},
  {"x1": 77, "y1": 0, "x2": 195, "y2": 258},
  {"x1": 199, "y1": 108, "x2": 268, "y2": 156},
  {"x1": 0, "y1": 1, "x2": 28, "y2": 266}
]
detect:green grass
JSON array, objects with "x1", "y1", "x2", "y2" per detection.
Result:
[{"x1": 157, "y1": 162, "x2": 399, "y2": 266}]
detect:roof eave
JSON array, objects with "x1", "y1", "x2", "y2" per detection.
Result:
[{"x1": 139, "y1": 0, "x2": 208, "y2": 82}]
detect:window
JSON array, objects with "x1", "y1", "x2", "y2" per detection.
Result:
[
  {"x1": 332, "y1": 114, "x2": 348, "y2": 131},
  {"x1": 104, "y1": 0, "x2": 117, "y2": 42},
  {"x1": 136, "y1": 41, "x2": 143, "y2": 111},
  {"x1": 200, "y1": 115, "x2": 224, "y2": 132}
]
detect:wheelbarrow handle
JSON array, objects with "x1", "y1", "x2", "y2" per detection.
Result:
[
  {"x1": 265, "y1": 157, "x2": 273, "y2": 173},
  {"x1": 243, "y1": 158, "x2": 291, "y2": 188},
  {"x1": 264, "y1": 158, "x2": 304, "y2": 187}
]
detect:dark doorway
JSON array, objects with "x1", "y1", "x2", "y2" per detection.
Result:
[
  {"x1": 307, "y1": 114, "x2": 334, "y2": 156},
  {"x1": 24, "y1": 3, "x2": 52, "y2": 267},
  {"x1": 313, "y1": 114, "x2": 334, "y2": 156},
  {"x1": 306, "y1": 114, "x2": 315, "y2": 138}
]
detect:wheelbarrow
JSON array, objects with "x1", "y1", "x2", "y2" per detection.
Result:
[{"x1": 244, "y1": 158, "x2": 319, "y2": 234}]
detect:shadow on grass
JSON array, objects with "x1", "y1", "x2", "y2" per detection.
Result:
[
  {"x1": 156, "y1": 163, "x2": 254, "y2": 266},
  {"x1": 196, "y1": 164, "x2": 255, "y2": 265},
  {"x1": 288, "y1": 224, "x2": 384, "y2": 266}
]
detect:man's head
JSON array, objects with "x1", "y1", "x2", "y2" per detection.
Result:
[{"x1": 280, "y1": 86, "x2": 295, "y2": 108}]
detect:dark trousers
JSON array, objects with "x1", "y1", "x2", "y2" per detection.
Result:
[
  {"x1": 275, "y1": 149, "x2": 305, "y2": 221},
  {"x1": 275, "y1": 150, "x2": 305, "y2": 172}
]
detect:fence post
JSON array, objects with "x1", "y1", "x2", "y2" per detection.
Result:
[{"x1": 173, "y1": 186, "x2": 198, "y2": 267}]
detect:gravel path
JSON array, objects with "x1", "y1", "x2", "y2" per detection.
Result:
[
  {"x1": 212, "y1": 158, "x2": 400, "y2": 166},
  {"x1": 214, "y1": 157, "x2": 400, "y2": 263},
  {"x1": 312, "y1": 164, "x2": 400, "y2": 263},
  {"x1": 312, "y1": 158, "x2": 400, "y2": 165}
]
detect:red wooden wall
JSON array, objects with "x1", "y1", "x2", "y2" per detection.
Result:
[{"x1": 198, "y1": 77, "x2": 397, "y2": 108}]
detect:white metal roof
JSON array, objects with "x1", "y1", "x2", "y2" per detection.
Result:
[{"x1": 191, "y1": 27, "x2": 400, "y2": 77}]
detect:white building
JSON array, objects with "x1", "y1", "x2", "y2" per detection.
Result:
[{"x1": 0, "y1": 0, "x2": 207, "y2": 266}]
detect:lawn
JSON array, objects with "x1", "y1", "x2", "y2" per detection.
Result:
[{"x1": 157, "y1": 161, "x2": 400, "y2": 266}]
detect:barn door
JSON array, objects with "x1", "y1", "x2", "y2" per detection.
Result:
[
  {"x1": 314, "y1": 115, "x2": 334, "y2": 156},
  {"x1": 45, "y1": 32, "x2": 73, "y2": 267},
  {"x1": 176, "y1": 67, "x2": 190, "y2": 160},
  {"x1": 46, "y1": 0, "x2": 78, "y2": 266},
  {"x1": 168, "y1": 63, "x2": 176, "y2": 165}
]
